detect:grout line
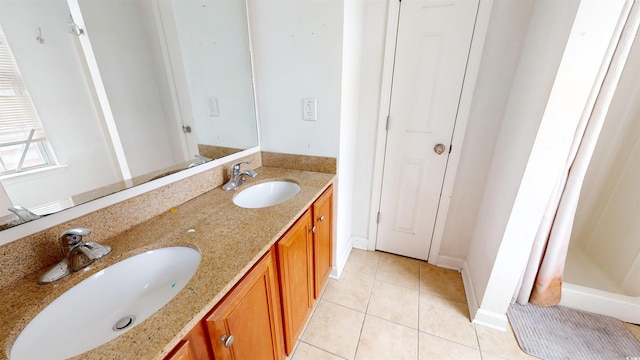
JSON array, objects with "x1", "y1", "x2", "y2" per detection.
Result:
[
  {"x1": 295, "y1": 340, "x2": 349, "y2": 360},
  {"x1": 364, "y1": 251, "x2": 382, "y2": 315},
  {"x1": 352, "y1": 251, "x2": 382, "y2": 359},
  {"x1": 366, "y1": 312, "x2": 419, "y2": 331},
  {"x1": 417, "y1": 254, "x2": 422, "y2": 360}
]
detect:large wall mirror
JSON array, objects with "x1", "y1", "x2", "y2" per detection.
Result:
[{"x1": 0, "y1": 0, "x2": 259, "y2": 230}]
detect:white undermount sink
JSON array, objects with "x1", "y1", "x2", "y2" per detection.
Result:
[
  {"x1": 9, "y1": 246, "x2": 201, "y2": 360},
  {"x1": 233, "y1": 180, "x2": 301, "y2": 208}
]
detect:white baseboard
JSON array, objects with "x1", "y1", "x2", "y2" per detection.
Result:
[
  {"x1": 462, "y1": 261, "x2": 508, "y2": 332},
  {"x1": 330, "y1": 237, "x2": 353, "y2": 279},
  {"x1": 437, "y1": 255, "x2": 465, "y2": 271},
  {"x1": 352, "y1": 236, "x2": 368, "y2": 250},
  {"x1": 462, "y1": 261, "x2": 480, "y2": 320},
  {"x1": 473, "y1": 308, "x2": 508, "y2": 332}
]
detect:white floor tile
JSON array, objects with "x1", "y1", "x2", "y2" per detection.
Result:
[
  {"x1": 299, "y1": 250, "x2": 538, "y2": 360},
  {"x1": 291, "y1": 342, "x2": 346, "y2": 360},
  {"x1": 367, "y1": 280, "x2": 419, "y2": 329},
  {"x1": 419, "y1": 332, "x2": 481, "y2": 360},
  {"x1": 354, "y1": 315, "x2": 418, "y2": 360},
  {"x1": 301, "y1": 300, "x2": 365, "y2": 360},
  {"x1": 418, "y1": 289, "x2": 478, "y2": 349}
]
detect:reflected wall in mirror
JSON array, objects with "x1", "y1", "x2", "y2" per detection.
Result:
[{"x1": 0, "y1": 0, "x2": 258, "y2": 229}]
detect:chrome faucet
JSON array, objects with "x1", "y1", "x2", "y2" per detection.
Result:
[
  {"x1": 222, "y1": 161, "x2": 257, "y2": 191},
  {"x1": 39, "y1": 228, "x2": 112, "y2": 284},
  {"x1": 188, "y1": 154, "x2": 213, "y2": 168},
  {"x1": 7, "y1": 205, "x2": 40, "y2": 226}
]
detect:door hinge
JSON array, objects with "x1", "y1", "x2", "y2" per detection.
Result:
[
  {"x1": 385, "y1": 115, "x2": 390, "y2": 131},
  {"x1": 449, "y1": 144, "x2": 452, "y2": 154},
  {"x1": 376, "y1": 211, "x2": 381, "y2": 224}
]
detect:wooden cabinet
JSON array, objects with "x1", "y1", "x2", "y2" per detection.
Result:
[
  {"x1": 164, "y1": 322, "x2": 211, "y2": 360},
  {"x1": 165, "y1": 184, "x2": 334, "y2": 360},
  {"x1": 205, "y1": 248, "x2": 284, "y2": 360},
  {"x1": 312, "y1": 185, "x2": 333, "y2": 299},
  {"x1": 275, "y1": 210, "x2": 314, "y2": 355},
  {"x1": 166, "y1": 341, "x2": 194, "y2": 360},
  {"x1": 276, "y1": 185, "x2": 333, "y2": 355}
]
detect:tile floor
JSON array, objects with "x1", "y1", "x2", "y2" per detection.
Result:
[{"x1": 288, "y1": 248, "x2": 640, "y2": 360}]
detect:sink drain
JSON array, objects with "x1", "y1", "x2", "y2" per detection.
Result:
[{"x1": 112, "y1": 315, "x2": 136, "y2": 331}]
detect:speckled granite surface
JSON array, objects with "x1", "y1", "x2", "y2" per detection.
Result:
[
  {"x1": 0, "y1": 152, "x2": 261, "y2": 290},
  {"x1": 0, "y1": 166, "x2": 334, "y2": 360},
  {"x1": 262, "y1": 152, "x2": 336, "y2": 174}
]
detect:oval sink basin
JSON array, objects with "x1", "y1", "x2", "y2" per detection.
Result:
[
  {"x1": 233, "y1": 180, "x2": 301, "y2": 208},
  {"x1": 9, "y1": 246, "x2": 201, "y2": 360}
]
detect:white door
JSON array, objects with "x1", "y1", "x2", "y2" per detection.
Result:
[{"x1": 376, "y1": 0, "x2": 478, "y2": 260}]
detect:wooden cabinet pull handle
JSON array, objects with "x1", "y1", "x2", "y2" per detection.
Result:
[{"x1": 220, "y1": 334, "x2": 234, "y2": 348}]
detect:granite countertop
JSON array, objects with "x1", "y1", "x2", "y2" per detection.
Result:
[{"x1": 0, "y1": 167, "x2": 335, "y2": 360}]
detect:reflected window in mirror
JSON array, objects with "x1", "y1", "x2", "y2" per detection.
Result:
[{"x1": 0, "y1": 25, "x2": 57, "y2": 176}]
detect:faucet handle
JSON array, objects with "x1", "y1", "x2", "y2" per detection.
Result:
[
  {"x1": 195, "y1": 154, "x2": 213, "y2": 162},
  {"x1": 231, "y1": 161, "x2": 251, "y2": 174},
  {"x1": 59, "y1": 228, "x2": 91, "y2": 252}
]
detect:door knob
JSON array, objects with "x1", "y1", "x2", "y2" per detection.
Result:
[{"x1": 434, "y1": 143, "x2": 446, "y2": 155}]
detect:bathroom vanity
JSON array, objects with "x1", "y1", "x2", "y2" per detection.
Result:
[
  {"x1": 166, "y1": 185, "x2": 333, "y2": 360},
  {"x1": 0, "y1": 165, "x2": 334, "y2": 360}
]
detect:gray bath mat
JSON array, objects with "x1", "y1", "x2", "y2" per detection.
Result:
[{"x1": 507, "y1": 303, "x2": 640, "y2": 360}]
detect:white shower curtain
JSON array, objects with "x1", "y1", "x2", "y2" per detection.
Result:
[
  {"x1": 515, "y1": 119, "x2": 601, "y2": 306},
  {"x1": 515, "y1": 3, "x2": 640, "y2": 305}
]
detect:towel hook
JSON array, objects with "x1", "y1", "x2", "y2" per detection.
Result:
[{"x1": 36, "y1": 27, "x2": 44, "y2": 44}]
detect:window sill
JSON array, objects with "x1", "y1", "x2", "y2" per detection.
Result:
[{"x1": 0, "y1": 165, "x2": 69, "y2": 185}]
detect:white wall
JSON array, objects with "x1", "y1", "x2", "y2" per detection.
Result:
[
  {"x1": 584, "y1": 137, "x2": 640, "y2": 296},
  {"x1": 249, "y1": 0, "x2": 342, "y2": 158},
  {"x1": 0, "y1": 0, "x2": 120, "y2": 207},
  {"x1": 465, "y1": 0, "x2": 579, "y2": 310},
  {"x1": 249, "y1": 0, "x2": 345, "y2": 273},
  {"x1": 336, "y1": 0, "x2": 366, "y2": 275},
  {"x1": 439, "y1": 0, "x2": 535, "y2": 260}
]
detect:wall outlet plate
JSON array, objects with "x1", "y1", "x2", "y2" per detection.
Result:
[
  {"x1": 303, "y1": 98, "x2": 316, "y2": 121},
  {"x1": 207, "y1": 96, "x2": 219, "y2": 117}
]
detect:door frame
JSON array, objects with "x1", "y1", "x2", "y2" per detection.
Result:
[{"x1": 367, "y1": 0, "x2": 494, "y2": 266}]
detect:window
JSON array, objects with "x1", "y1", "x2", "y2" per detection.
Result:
[{"x1": 0, "y1": 26, "x2": 55, "y2": 176}]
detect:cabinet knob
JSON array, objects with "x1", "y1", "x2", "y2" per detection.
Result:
[
  {"x1": 220, "y1": 334, "x2": 234, "y2": 348},
  {"x1": 317, "y1": 215, "x2": 325, "y2": 222},
  {"x1": 310, "y1": 226, "x2": 317, "y2": 233}
]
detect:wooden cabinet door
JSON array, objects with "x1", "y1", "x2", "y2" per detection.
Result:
[
  {"x1": 165, "y1": 322, "x2": 212, "y2": 360},
  {"x1": 312, "y1": 185, "x2": 333, "y2": 299},
  {"x1": 205, "y1": 249, "x2": 284, "y2": 360},
  {"x1": 165, "y1": 341, "x2": 196, "y2": 360},
  {"x1": 276, "y1": 210, "x2": 314, "y2": 355}
]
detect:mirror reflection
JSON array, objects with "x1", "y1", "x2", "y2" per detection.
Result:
[{"x1": 0, "y1": 0, "x2": 259, "y2": 229}]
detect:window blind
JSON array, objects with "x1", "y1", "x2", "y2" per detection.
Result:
[{"x1": 0, "y1": 28, "x2": 47, "y2": 146}]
